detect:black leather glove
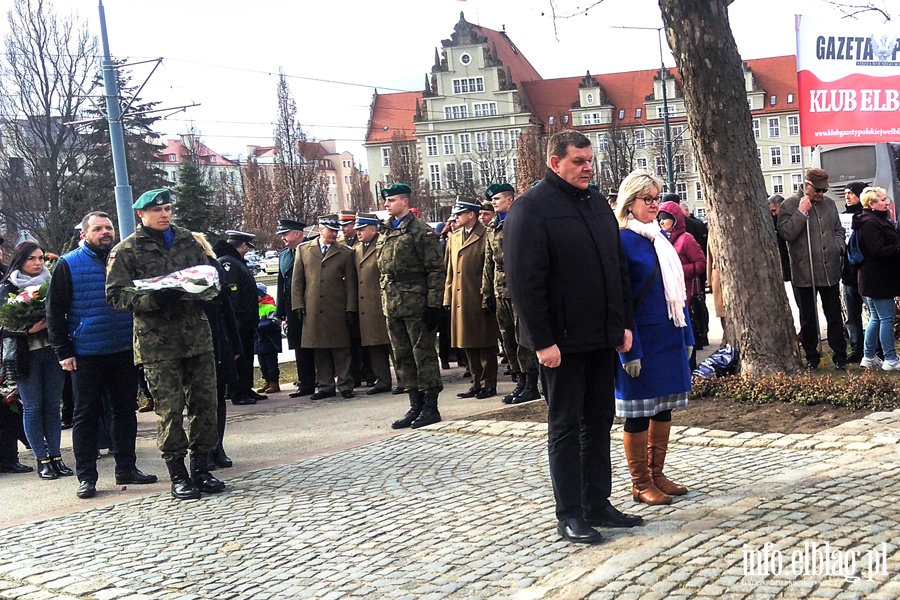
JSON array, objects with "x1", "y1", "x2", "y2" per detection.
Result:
[
  {"x1": 424, "y1": 307, "x2": 442, "y2": 332},
  {"x1": 484, "y1": 295, "x2": 496, "y2": 313},
  {"x1": 345, "y1": 311, "x2": 358, "y2": 329},
  {"x1": 150, "y1": 288, "x2": 183, "y2": 308}
]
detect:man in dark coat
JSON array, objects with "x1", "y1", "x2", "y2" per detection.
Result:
[
  {"x1": 215, "y1": 231, "x2": 264, "y2": 404},
  {"x1": 840, "y1": 182, "x2": 866, "y2": 363},
  {"x1": 275, "y1": 219, "x2": 316, "y2": 397},
  {"x1": 505, "y1": 130, "x2": 641, "y2": 544}
]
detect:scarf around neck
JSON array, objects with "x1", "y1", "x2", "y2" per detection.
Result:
[
  {"x1": 9, "y1": 267, "x2": 50, "y2": 289},
  {"x1": 625, "y1": 215, "x2": 687, "y2": 327}
]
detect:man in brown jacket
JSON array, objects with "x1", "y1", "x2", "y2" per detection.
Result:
[
  {"x1": 353, "y1": 213, "x2": 393, "y2": 395},
  {"x1": 291, "y1": 215, "x2": 359, "y2": 399},
  {"x1": 444, "y1": 200, "x2": 501, "y2": 399}
]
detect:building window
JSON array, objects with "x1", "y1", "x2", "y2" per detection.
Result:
[
  {"x1": 586, "y1": 92, "x2": 594, "y2": 105},
  {"x1": 473, "y1": 102, "x2": 498, "y2": 117},
  {"x1": 476, "y1": 132, "x2": 488, "y2": 152},
  {"x1": 444, "y1": 105, "x2": 468, "y2": 120},
  {"x1": 655, "y1": 156, "x2": 667, "y2": 176},
  {"x1": 461, "y1": 161, "x2": 474, "y2": 185},
  {"x1": 596, "y1": 133, "x2": 608, "y2": 152},
  {"x1": 511, "y1": 157, "x2": 518, "y2": 183},
  {"x1": 168, "y1": 154, "x2": 176, "y2": 162},
  {"x1": 443, "y1": 135, "x2": 455, "y2": 155},
  {"x1": 789, "y1": 145, "x2": 801, "y2": 165},
  {"x1": 429, "y1": 164, "x2": 441, "y2": 190},
  {"x1": 381, "y1": 148, "x2": 390, "y2": 167},
  {"x1": 753, "y1": 119, "x2": 760, "y2": 139},
  {"x1": 581, "y1": 112, "x2": 601, "y2": 125},
  {"x1": 492, "y1": 131, "x2": 505, "y2": 151},
  {"x1": 674, "y1": 154, "x2": 685, "y2": 173},
  {"x1": 635, "y1": 108, "x2": 642, "y2": 119},
  {"x1": 426, "y1": 136, "x2": 438, "y2": 157},
  {"x1": 671, "y1": 125, "x2": 684, "y2": 141},
  {"x1": 459, "y1": 133, "x2": 471, "y2": 154},
  {"x1": 343, "y1": 160, "x2": 351, "y2": 168},
  {"x1": 676, "y1": 182, "x2": 688, "y2": 202},
  {"x1": 329, "y1": 175, "x2": 336, "y2": 185},
  {"x1": 770, "y1": 95, "x2": 777, "y2": 106},
  {"x1": 634, "y1": 130, "x2": 645, "y2": 149},
  {"x1": 495, "y1": 159, "x2": 508, "y2": 181},
  {"x1": 747, "y1": 98, "x2": 754, "y2": 111},
  {"x1": 772, "y1": 175, "x2": 784, "y2": 195},
  {"x1": 787, "y1": 93, "x2": 795, "y2": 104},
  {"x1": 330, "y1": 193, "x2": 337, "y2": 204},
  {"x1": 445, "y1": 163, "x2": 457, "y2": 187},
  {"x1": 788, "y1": 115, "x2": 800, "y2": 136},
  {"x1": 757, "y1": 148, "x2": 762, "y2": 166},
  {"x1": 636, "y1": 157, "x2": 648, "y2": 170},
  {"x1": 695, "y1": 181, "x2": 703, "y2": 202},
  {"x1": 209, "y1": 156, "x2": 216, "y2": 163},
  {"x1": 791, "y1": 173, "x2": 803, "y2": 192},
  {"x1": 768, "y1": 117, "x2": 780, "y2": 138},
  {"x1": 344, "y1": 175, "x2": 350, "y2": 184},
  {"x1": 452, "y1": 77, "x2": 484, "y2": 94},
  {"x1": 618, "y1": 109, "x2": 625, "y2": 120},
  {"x1": 479, "y1": 160, "x2": 490, "y2": 184},
  {"x1": 695, "y1": 207, "x2": 706, "y2": 221},
  {"x1": 656, "y1": 106, "x2": 673, "y2": 119},
  {"x1": 509, "y1": 129, "x2": 520, "y2": 149},
  {"x1": 459, "y1": 52, "x2": 471, "y2": 66},
  {"x1": 770, "y1": 146, "x2": 782, "y2": 167}
]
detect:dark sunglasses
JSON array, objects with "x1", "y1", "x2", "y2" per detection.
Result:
[{"x1": 806, "y1": 181, "x2": 828, "y2": 194}]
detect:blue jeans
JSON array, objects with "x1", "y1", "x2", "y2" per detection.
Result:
[
  {"x1": 863, "y1": 297, "x2": 897, "y2": 362},
  {"x1": 16, "y1": 346, "x2": 65, "y2": 460}
]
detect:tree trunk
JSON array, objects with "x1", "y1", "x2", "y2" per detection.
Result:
[{"x1": 659, "y1": 0, "x2": 802, "y2": 376}]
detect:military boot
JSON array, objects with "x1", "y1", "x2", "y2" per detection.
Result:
[
  {"x1": 502, "y1": 373, "x2": 526, "y2": 404},
  {"x1": 190, "y1": 452, "x2": 226, "y2": 494},
  {"x1": 166, "y1": 458, "x2": 201, "y2": 500},
  {"x1": 511, "y1": 370, "x2": 541, "y2": 403},
  {"x1": 392, "y1": 390, "x2": 424, "y2": 429},
  {"x1": 411, "y1": 391, "x2": 441, "y2": 429},
  {"x1": 208, "y1": 403, "x2": 233, "y2": 470}
]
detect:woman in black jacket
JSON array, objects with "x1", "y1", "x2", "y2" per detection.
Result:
[{"x1": 852, "y1": 187, "x2": 900, "y2": 370}]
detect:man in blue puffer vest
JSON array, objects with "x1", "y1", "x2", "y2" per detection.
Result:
[{"x1": 47, "y1": 211, "x2": 158, "y2": 499}]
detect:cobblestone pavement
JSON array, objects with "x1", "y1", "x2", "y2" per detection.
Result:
[{"x1": 1, "y1": 412, "x2": 898, "y2": 599}]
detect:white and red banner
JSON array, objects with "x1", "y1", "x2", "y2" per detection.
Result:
[{"x1": 796, "y1": 15, "x2": 900, "y2": 146}]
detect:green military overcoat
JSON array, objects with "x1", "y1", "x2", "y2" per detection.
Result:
[
  {"x1": 443, "y1": 222, "x2": 500, "y2": 348},
  {"x1": 291, "y1": 240, "x2": 358, "y2": 349}
]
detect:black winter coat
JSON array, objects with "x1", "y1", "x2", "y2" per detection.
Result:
[
  {"x1": 840, "y1": 203, "x2": 863, "y2": 286},
  {"x1": 853, "y1": 208, "x2": 900, "y2": 299},
  {"x1": 201, "y1": 258, "x2": 242, "y2": 386},
  {"x1": 213, "y1": 240, "x2": 258, "y2": 330},
  {"x1": 504, "y1": 169, "x2": 633, "y2": 353}
]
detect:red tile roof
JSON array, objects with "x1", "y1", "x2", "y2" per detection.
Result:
[
  {"x1": 157, "y1": 138, "x2": 239, "y2": 166},
  {"x1": 365, "y1": 91, "x2": 422, "y2": 145},
  {"x1": 470, "y1": 24, "x2": 542, "y2": 88}
]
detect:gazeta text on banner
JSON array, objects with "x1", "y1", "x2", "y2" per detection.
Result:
[{"x1": 795, "y1": 15, "x2": 900, "y2": 146}]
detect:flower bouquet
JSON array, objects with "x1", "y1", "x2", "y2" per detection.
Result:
[
  {"x1": 0, "y1": 379, "x2": 19, "y2": 413},
  {"x1": 133, "y1": 265, "x2": 221, "y2": 300},
  {"x1": 0, "y1": 283, "x2": 48, "y2": 332}
]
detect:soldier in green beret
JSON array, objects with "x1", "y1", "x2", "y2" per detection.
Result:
[
  {"x1": 377, "y1": 183, "x2": 444, "y2": 428},
  {"x1": 105, "y1": 189, "x2": 225, "y2": 500}
]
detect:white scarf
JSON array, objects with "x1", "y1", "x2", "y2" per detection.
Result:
[
  {"x1": 625, "y1": 215, "x2": 687, "y2": 327},
  {"x1": 9, "y1": 267, "x2": 50, "y2": 289}
]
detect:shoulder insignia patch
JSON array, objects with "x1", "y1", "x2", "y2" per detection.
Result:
[
  {"x1": 108, "y1": 251, "x2": 116, "y2": 260},
  {"x1": 223, "y1": 262, "x2": 232, "y2": 271}
]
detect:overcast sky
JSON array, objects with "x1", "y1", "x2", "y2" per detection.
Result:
[{"x1": 0, "y1": 0, "x2": 892, "y2": 167}]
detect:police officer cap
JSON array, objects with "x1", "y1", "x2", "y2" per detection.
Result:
[
  {"x1": 380, "y1": 183, "x2": 412, "y2": 200},
  {"x1": 338, "y1": 210, "x2": 356, "y2": 224},
  {"x1": 318, "y1": 214, "x2": 342, "y2": 231},
  {"x1": 353, "y1": 213, "x2": 380, "y2": 229},
  {"x1": 451, "y1": 200, "x2": 482, "y2": 215},
  {"x1": 484, "y1": 182, "x2": 515, "y2": 199},
  {"x1": 276, "y1": 218, "x2": 306, "y2": 234},
  {"x1": 225, "y1": 229, "x2": 256, "y2": 249},
  {"x1": 480, "y1": 201, "x2": 495, "y2": 212},
  {"x1": 133, "y1": 188, "x2": 171, "y2": 210}
]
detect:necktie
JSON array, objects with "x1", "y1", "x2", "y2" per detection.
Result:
[{"x1": 322, "y1": 245, "x2": 329, "y2": 255}]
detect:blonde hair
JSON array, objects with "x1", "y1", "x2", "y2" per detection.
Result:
[
  {"x1": 191, "y1": 232, "x2": 216, "y2": 259},
  {"x1": 614, "y1": 170, "x2": 662, "y2": 228},
  {"x1": 860, "y1": 186, "x2": 887, "y2": 209}
]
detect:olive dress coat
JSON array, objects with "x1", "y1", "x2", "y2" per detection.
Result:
[
  {"x1": 443, "y1": 221, "x2": 500, "y2": 348},
  {"x1": 354, "y1": 237, "x2": 390, "y2": 347},
  {"x1": 291, "y1": 240, "x2": 358, "y2": 349}
]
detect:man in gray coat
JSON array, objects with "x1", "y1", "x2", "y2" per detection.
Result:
[{"x1": 777, "y1": 167, "x2": 847, "y2": 370}]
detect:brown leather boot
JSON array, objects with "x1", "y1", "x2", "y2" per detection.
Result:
[
  {"x1": 623, "y1": 431, "x2": 671, "y2": 505},
  {"x1": 648, "y1": 421, "x2": 688, "y2": 496},
  {"x1": 264, "y1": 381, "x2": 281, "y2": 394},
  {"x1": 255, "y1": 384, "x2": 269, "y2": 393}
]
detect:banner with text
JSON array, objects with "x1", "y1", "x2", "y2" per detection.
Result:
[{"x1": 796, "y1": 15, "x2": 900, "y2": 146}]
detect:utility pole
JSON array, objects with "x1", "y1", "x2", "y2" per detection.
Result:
[{"x1": 98, "y1": 0, "x2": 135, "y2": 237}]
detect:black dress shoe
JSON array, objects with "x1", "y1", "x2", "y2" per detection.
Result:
[
  {"x1": 61, "y1": 421, "x2": 73, "y2": 430},
  {"x1": 310, "y1": 390, "x2": 337, "y2": 400},
  {"x1": 0, "y1": 462, "x2": 33, "y2": 474},
  {"x1": 340, "y1": 390, "x2": 355, "y2": 399},
  {"x1": 76, "y1": 480, "x2": 96, "y2": 499},
  {"x1": 289, "y1": 387, "x2": 315, "y2": 398},
  {"x1": 557, "y1": 517, "x2": 604, "y2": 544},
  {"x1": 392, "y1": 386, "x2": 406, "y2": 395},
  {"x1": 475, "y1": 387, "x2": 496, "y2": 399},
  {"x1": 366, "y1": 387, "x2": 391, "y2": 396},
  {"x1": 585, "y1": 503, "x2": 644, "y2": 528},
  {"x1": 115, "y1": 468, "x2": 159, "y2": 485},
  {"x1": 457, "y1": 387, "x2": 481, "y2": 398},
  {"x1": 248, "y1": 390, "x2": 268, "y2": 401},
  {"x1": 231, "y1": 394, "x2": 257, "y2": 406}
]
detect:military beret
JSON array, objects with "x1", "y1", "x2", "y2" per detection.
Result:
[
  {"x1": 484, "y1": 182, "x2": 515, "y2": 199},
  {"x1": 353, "y1": 213, "x2": 380, "y2": 229},
  {"x1": 451, "y1": 200, "x2": 482, "y2": 215},
  {"x1": 317, "y1": 214, "x2": 342, "y2": 231},
  {"x1": 480, "y1": 201, "x2": 495, "y2": 212},
  {"x1": 276, "y1": 218, "x2": 306, "y2": 234},
  {"x1": 338, "y1": 210, "x2": 356, "y2": 224},
  {"x1": 133, "y1": 188, "x2": 171, "y2": 210},
  {"x1": 380, "y1": 183, "x2": 412, "y2": 199},
  {"x1": 225, "y1": 229, "x2": 255, "y2": 249}
]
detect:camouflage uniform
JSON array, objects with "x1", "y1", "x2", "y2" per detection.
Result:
[
  {"x1": 482, "y1": 214, "x2": 537, "y2": 375},
  {"x1": 105, "y1": 224, "x2": 217, "y2": 462},
  {"x1": 376, "y1": 215, "x2": 444, "y2": 392}
]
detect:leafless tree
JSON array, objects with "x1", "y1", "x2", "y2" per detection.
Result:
[
  {"x1": 387, "y1": 131, "x2": 429, "y2": 209},
  {"x1": 348, "y1": 162, "x2": 375, "y2": 212}
]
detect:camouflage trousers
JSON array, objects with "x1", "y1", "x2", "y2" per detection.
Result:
[
  {"x1": 386, "y1": 316, "x2": 442, "y2": 393},
  {"x1": 496, "y1": 297, "x2": 537, "y2": 374},
  {"x1": 143, "y1": 353, "x2": 218, "y2": 462}
]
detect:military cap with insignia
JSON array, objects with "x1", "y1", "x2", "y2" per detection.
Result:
[
  {"x1": 484, "y1": 182, "x2": 515, "y2": 199},
  {"x1": 338, "y1": 210, "x2": 356, "y2": 224},
  {"x1": 317, "y1": 214, "x2": 342, "y2": 231},
  {"x1": 353, "y1": 213, "x2": 380, "y2": 229},
  {"x1": 380, "y1": 182, "x2": 412, "y2": 200},
  {"x1": 480, "y1": 201, "x2": 495, "y2": 212},
  {"x1": 225, "y1": 229, "x2": 256, "y2": 249},
  {"x1": 133, "y1": 188, "x2": 171, "y2": 210},
  {"x1": 450, "y1": 200, "x2": 482, "y2": 215},
  {"x1": 276, "y1": 218, "x2": 306, "y2": 234}
]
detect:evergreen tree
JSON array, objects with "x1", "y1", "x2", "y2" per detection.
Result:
[{"x1": 172, "y1": 161, "x2": 214, "y2": 234}]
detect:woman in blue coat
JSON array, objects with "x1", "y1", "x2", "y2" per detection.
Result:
[{"x1": 614, "y1": 170, "x2": 693, "y2": 506}]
